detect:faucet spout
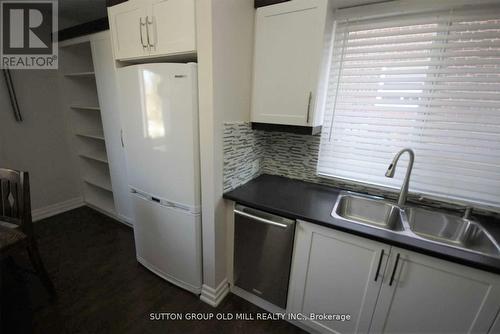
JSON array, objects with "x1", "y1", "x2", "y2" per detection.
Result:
[{"x1": 385, "y1": 148, "x2": 415, "y2": 207}]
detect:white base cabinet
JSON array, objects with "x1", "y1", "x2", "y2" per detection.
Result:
[
  {"x1": 370, "y1": 246, "x2": 500, "y2": 334},
  {"x1": 288, "y1": 220, "x2": 500, "y2": 334},
  {"x1": 288, "y1": 221, "x2": 391, "y2": 333}
]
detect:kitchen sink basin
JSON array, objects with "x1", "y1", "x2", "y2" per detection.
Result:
[
  {"x1": 332, "y1": 192, "x2": 500, "y2": 258},
  {"x1": 332, "y1": 194, "x2": 405, "y2": 231},
  {"x1": 406, "y1": 207, "x2": 500, "y2": 257}
]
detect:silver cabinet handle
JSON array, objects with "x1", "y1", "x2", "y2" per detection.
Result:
[
  {"x1": 146, "y1": 15, "x2": 154, "y2": 48},
  {"x1": 306, "y1": 91, "x2": 312, "y2": 123},
  {"x1": 234, "y1": 209, "x2": 289, "y2": 229},
  {"x1": 120, "y1": 129, "x2": 124, "y2": 147},
  {"x1": 139, "y1": 17, "x2": 147, "y2": 48}
]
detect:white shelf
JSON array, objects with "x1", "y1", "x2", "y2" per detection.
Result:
[
  {"x1": 76, "y1": 131, "x2": 105, "y2": 141},
  {"x1": 71, "y1": 105, "x2": 100, "y2": 111},
  {"x1": 79, "y1": 151, "x2": 108, "y2": 164},
  {"x1": 82, "y1": 161, "x2": 112, "y2": 191},
  {"x1": 84, "y1": 178, "x2": 112, "y2": 192},
  {"x1": 65, "y1": 71, "x2": 95, "y2": 78}
]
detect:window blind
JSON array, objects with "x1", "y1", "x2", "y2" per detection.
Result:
[{"x1": 317, "y1": 4, "x2": 500, "y2": 208}]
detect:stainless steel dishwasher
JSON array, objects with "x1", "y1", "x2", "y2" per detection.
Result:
[{"x1": 234, "y1": 204, "x2": 295, "y2": 308}]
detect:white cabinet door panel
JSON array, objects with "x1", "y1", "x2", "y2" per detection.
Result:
[
  {"x1": 251, "y1": 0, "x2": 327, "y2": 126},
  {"x1": 370, "y1": 247, "x2": 500, "y2": 334},
  {"x1": 288, "y1": 221, "x2": 391, "y2": 334},
  {"x1": 91, "y1": 31, "x2": 133, "y2": 224},
  {"x1": 150, "y1": 0, "x2": 196, "y2": 56},
  {"x1": 108, "y1": 3, "x2": 148, "y2": 60}
]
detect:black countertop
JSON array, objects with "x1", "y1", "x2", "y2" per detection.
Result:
[{"x1": 223, "y1": 174, "x2": 500, "y2": 275}]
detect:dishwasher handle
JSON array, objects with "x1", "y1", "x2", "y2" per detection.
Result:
[{"x1": 234, "y1": 205, "x2": 294, "y2": 229}]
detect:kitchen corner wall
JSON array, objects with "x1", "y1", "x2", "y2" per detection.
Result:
[
  {"x1": 223, "y1": 122, "x2": 322, "y2": 192},
  {"x1": 0, "y1": 70, "x2": 81, "y2": 212},
  {"x1": 223, "y1": 123, "x2": 265, "y2": 192}
]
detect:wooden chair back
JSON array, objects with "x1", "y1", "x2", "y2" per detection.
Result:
[{"x1": 0, "y1": 168, "x2": 32, "y2": 235}]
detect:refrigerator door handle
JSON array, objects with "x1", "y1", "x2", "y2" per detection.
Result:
[{"x1": 131, "y1": 188, "x2": 200, "y2": 215}]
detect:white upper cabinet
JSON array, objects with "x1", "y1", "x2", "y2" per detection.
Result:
[
  {"x1": 288, "y1": 221, "x2": 391, "y2": 333},
  {"x1": 251, "y1": 0, "x2": 332, "y2": 127},
  {"x1": 108, "y1": 2, "x2": 148, "y2": 60},
  {"x1": 108, "y1": 0, "x2": 196, "y2": 61},
  {"x1": 151, "y1": 0, "x2": 196, "y2": 56},
  {"x1": 370, "y1": 247, "x2": 500, "y2": 334}
]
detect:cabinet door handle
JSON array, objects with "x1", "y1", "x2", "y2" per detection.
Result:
[
  {"x1": 120, "y1": 129, "x2": 124, "y2": 147},
  {"x1": 389, "y1": 253, "x2": 400, "y2": 286},
  {"x1": 145, "y1": 16, "x2": 151, "y2": 48},
  {"x1": 139, "y1": 17, "x2": 147, "y2": 48},
  {"x1": 306, "y1": 91, "x2": 312, "y2": 124},
  {"x1": 146, "y1": 16, "x2": 154, "y2": 48},
  {"x1": 374, "y1": 249, "x2": 384, "y2": 282}
]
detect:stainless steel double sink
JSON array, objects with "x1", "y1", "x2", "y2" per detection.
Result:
[{"x1": 332, "y1": 192, "x2": 500, "y2": 258}]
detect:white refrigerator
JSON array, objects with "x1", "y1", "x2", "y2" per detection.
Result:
[{"x1": 117, "y1": 63, "x2": 202, "y2": 294}]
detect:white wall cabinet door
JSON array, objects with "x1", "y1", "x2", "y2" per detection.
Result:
[
  {"x1": 108, "y1": 2, "x2": 148, "y2": 60},
  {"x1": 288, "y1": 221, "x2": 391, "y2": 334},
  {"x1": 90, "y1": 31, "x2": 133, "y2": 225},
  {"x1": 149, "y1": 0, "x2": 196, "y2": 57},
  {"x1": 108, "y1": 0, "x2": 196, "y2": 61},
  {"x1": 251, "y1": 0, "x2": 329, "y2": 127},
  {"x1": 370, "y1": 247, "x2": 500, "y2": 333}
]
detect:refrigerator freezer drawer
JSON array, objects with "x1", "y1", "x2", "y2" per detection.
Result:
[
  {"x1": 132, "y1": 194, "x2": 202, "y2": 294},
  {"x1": 234, "y1": 204, "x2": 296, "y2": 308}
]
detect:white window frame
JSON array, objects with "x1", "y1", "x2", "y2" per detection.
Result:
[{"x1": 317, "y1": 0, "x2": 500, "y2": 211}]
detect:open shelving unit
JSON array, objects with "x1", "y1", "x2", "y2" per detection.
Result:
[{"x1": 60, "y1": 39, "x2": 117, "y2": 218}]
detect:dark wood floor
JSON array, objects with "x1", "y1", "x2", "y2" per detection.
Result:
[{"x1": 1, "y1": 206, "x2": 306, "y2": 334}]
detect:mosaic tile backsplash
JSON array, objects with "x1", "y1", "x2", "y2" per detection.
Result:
[
  {"x1": 223, "y1": 123, "x2": 265, "y2": 192},
  {"x1": 222, "y1": 122, "x2": 499, "y2": 218},
  {"x1": 223, "y1": 122, "x2": 322, "y2": 192}
]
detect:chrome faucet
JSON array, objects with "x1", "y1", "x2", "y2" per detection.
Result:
[{"x1": 385, "y1": 148, "x2": 415, "y2": 207}]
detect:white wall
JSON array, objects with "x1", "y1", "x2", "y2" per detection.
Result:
[
  {"x1": 0, "y1": 70, "x2": 81, "y2": 212},
  {"x1": 196, "y1": 0, "x2": 254, "y2": 305},
  {"x1": 213, "y1": 0, "x2": 254, "y2": 123}
]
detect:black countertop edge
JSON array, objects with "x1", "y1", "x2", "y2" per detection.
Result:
[{"x1": 223, "y1": 174, "x2": 500, "y2": 275}]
